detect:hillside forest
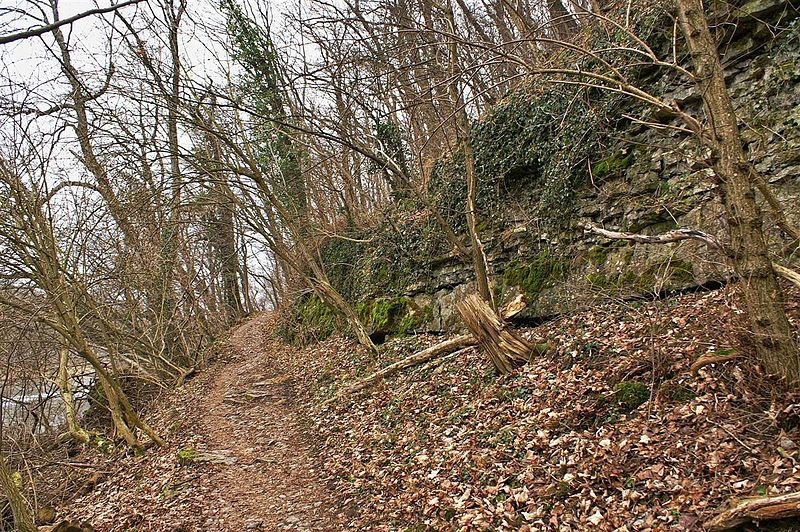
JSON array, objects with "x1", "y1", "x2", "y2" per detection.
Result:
[{"x1": 1, "y1": 0, "x2": 800, "y2": 530}]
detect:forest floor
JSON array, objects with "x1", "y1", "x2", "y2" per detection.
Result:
[
  {"x1": 57, "y1": 313, "x2": 353, "y2": 531},
  {"x1": 45, "y1": 282, "x2": 800, "y2": 531}
]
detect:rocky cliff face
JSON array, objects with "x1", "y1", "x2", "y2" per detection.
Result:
[{"x1": 303, "y1": 3, "x2": 800, "y2": 338}]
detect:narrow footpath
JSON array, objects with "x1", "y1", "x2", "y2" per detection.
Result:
[
  {"x1": 65, "y1": 314, "x2": 351, "y2": 531},
  {"x1": 192, "y1": 314, "x2": 349, "y2": 531}
]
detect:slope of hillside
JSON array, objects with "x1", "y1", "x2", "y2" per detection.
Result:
[
  {"x1": 278, "y1": 283, "x2": 800, "y2": 530},
  {"x1": 45, "y1": 283, "x2": 800, "y2": 531}
]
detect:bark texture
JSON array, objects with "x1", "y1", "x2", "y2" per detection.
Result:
[
  {"x1": 676, "y1": 0, "x2": 799, "y2": 383},
  {"x1": 456, "y1": 293, "x2": 548, "y2": 374},
  {"x1": 0, "y1": 454, "x2": 37, "y2": 532},
  {"x1": 705, "y1": 491, "x2": 800, "y2": 531}
]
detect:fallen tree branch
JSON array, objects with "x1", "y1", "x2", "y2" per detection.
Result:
[
  {"x1": 581, "y1": 223, "x2": 800, "y2": 289},
  {"x1": 322, "y1": 335, "x2": 477, "y2": 406},
  {"x1": 690, "y1": 353, "x2": 742, "y2": 374},
  {"x1": 774, "y1": 264, "x2": 800, "y2": 290},
  {"x1": 580, "y1": 222, "x2": 724, "y2": 252},
  {"x1": 705, "y1": 491, "x2": 800, "y2": 531}
]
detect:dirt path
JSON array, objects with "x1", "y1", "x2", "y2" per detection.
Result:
[
  {"x1": 191, "y1": 314, "x2": 349, "y2": 531},
  {"x1": 64, "y1": 314, "x2": 351, "y2": 531}
]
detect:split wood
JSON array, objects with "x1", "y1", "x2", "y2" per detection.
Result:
[
  {"x1": 705, "y1": 490, "x2": 800, "y2": 531},
  {"x1": 456, "y1": 293, "x2": 548, "y2": 375}
]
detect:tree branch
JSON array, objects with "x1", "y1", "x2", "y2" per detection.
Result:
[
  {"x1": 581, "y1": 222, "x2": 800, "y2": 290},
  {"x1": 580, "y1": 222, "x2": 724, "y2": 252},
  {"x1": 0, "y1": 0, "x2": 142, "y2": 45}
]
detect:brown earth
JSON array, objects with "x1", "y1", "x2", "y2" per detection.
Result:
[
  {"x1": 41, "y1": 282, "x2": 800, "y2": 531},
  {"x1": 62, "y1": 313, "x2": 352, "y2": 531}
]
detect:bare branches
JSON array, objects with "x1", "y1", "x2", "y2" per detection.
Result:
[{"x1": 0, "y1": 0, "x2": 142, "y2": 45}]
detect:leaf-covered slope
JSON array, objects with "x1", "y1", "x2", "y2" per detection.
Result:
[{"x1": 277, "y1": 284, "x2": 800, "y2": 530}]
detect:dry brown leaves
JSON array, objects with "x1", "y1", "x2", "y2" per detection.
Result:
[{"x1": 276, "y1": 284, "x2": 800, "y2": 531}]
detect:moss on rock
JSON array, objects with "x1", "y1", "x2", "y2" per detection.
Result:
[
  {"x1": 357, "y1": 296, "x2": 425, "y2": 338},
  {"x1": 503, "y1": 251, "x2": 568, "y2": 301},
  {"x1": 592, "y1": 149, "x2": 635, "y2": 180}
]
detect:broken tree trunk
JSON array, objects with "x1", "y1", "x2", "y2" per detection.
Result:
[
  {"x1": 705, "y1": 491, "x2": 800, "y2": 531},
  {"x1": 323, "y1": 335, "x2": 477, "y2": 405},
  {"x1": 456, "y1": 293, "x2": 547, "y2": 375}
]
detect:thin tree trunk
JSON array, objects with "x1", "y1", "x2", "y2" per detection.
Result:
[
  {"x1": 676, "y1": 0, "x2": 799, "y2": 383},
  {"x1": 547, "y1": 0, "x2": 579, "y2": 41},
  {"x1": 0, "y1": 454, "x2": 37, "y2": 532},
  {"x1": 58, "y1": 343, "x2": 91, "y2": 445},
  {"x1": 445, "y1": 2, "x2": 495, "y2": 310}
]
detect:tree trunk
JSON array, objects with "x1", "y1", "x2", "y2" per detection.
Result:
[
  {"x1": 217, "y1": 186, "x2": 244, "y2": 321},
  {"x1": 547, "y1": 0, "x2": 579, "y2": 41},
  {"x1": 456, "y1": 293, "x2": 548, "y2": 374},
  {"x1": 705, "y1": 490, "x2": 800, "y2": 531},
  {"x1": 676, "y1": 0, "x2": 799, "y2": 384},
  {"x1": 0, "y1": 454, "x2": 37, "y2": 532},
  {"x1": 445, "y1": 2, "x2": 495, "y2": 310},
  {"x1": 58, "y1": 343, "x2": 92, "y2": 445}
]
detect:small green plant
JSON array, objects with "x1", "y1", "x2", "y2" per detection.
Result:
[
  {"x1": 90, "y1": 434, "x2": 113, "y2": 454},
  {"x1": 613, "y1": 381, "x2": 650, "y2": 411},
  {"x1": 579, "y1": 341, "x2": 602, "y2": 358},
  {"x1": 711, "y1": 347, "x2": 738, "y2": 357},
  {"x1": 177, "y1": 448, "x2": 198, "y2": 466}
]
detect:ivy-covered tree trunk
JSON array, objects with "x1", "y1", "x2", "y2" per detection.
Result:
[{"x1": 676, "y1": 0, "x2": 799, "y2": 383}]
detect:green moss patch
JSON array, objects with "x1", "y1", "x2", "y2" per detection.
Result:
[
  {"x1": 592, "y1": 149, "x2": 635, "y2": 180},
  {"x1": 177, "y1": 448, "x2": 198, "y2": 466},
  {"x1": 357, "y1": 296, "x2": 425, "y2": 337},
  {"x1": 613, "y1": 381, "x2": 650, "y2": 411},
  {"x1": 503, "y1": 251, "x2": 568, "y2": 301},
  {"x1": 279, "y1": 294, "x2": 340, "y2": 346}
]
